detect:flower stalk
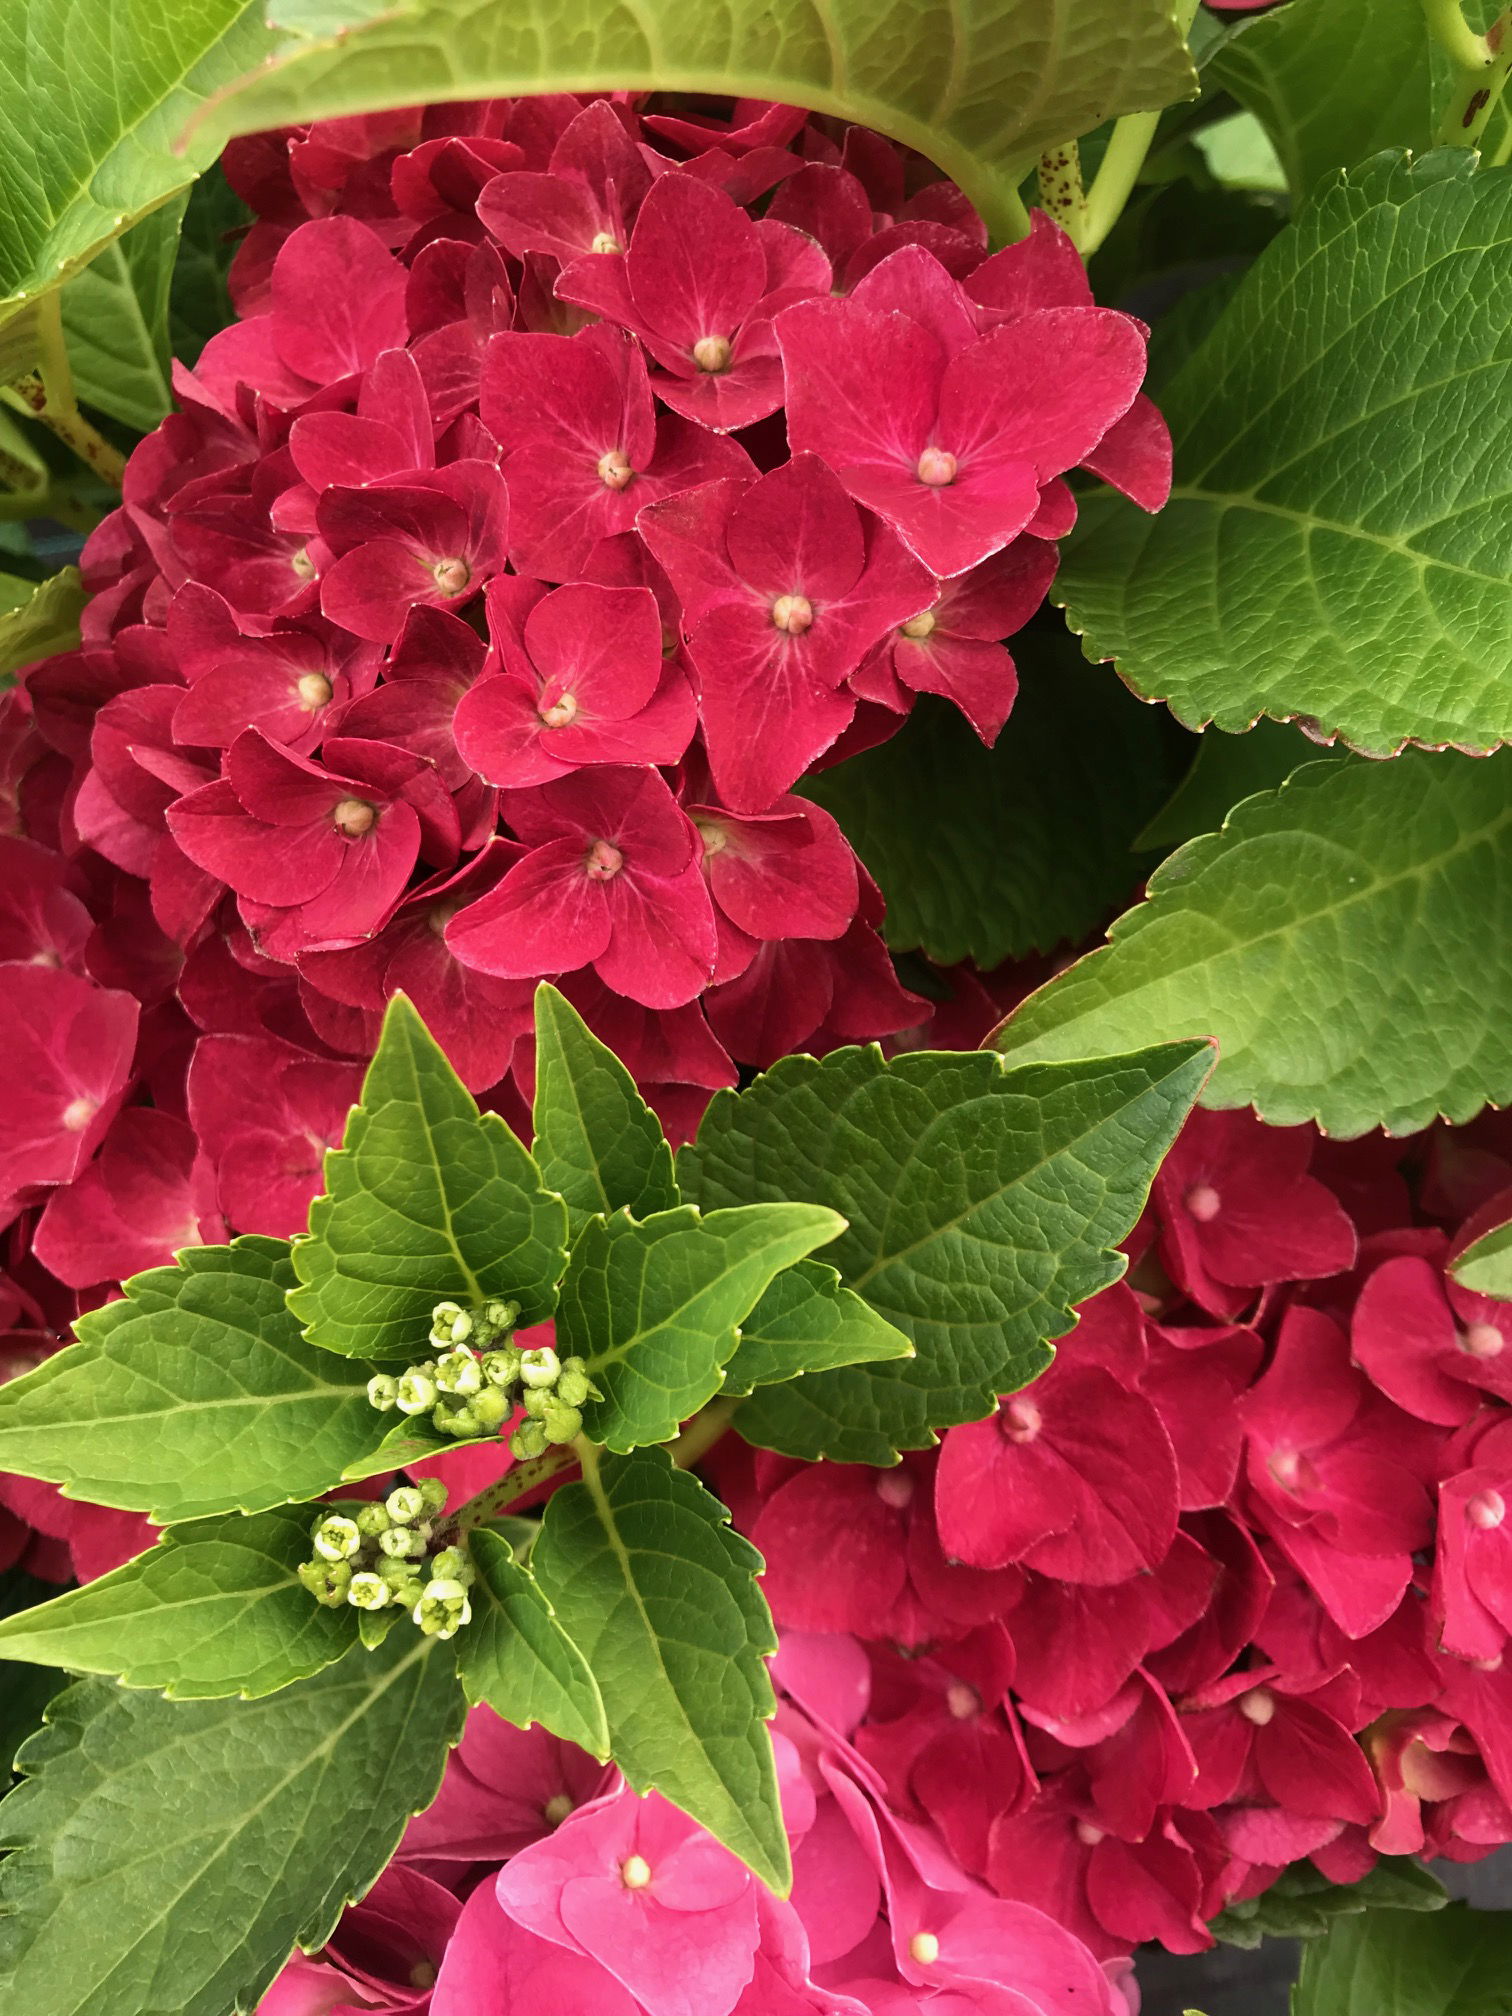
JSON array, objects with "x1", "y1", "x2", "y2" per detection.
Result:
[{"x1": 1426, "y1": 0, "x2": 1512, "y2": 147}]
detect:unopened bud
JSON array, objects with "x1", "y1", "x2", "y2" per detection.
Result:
[
  {"x1": 542, "y1": 1399, "x2": 584, "y2": 1446},
  {"x1": 430, "y1": 1302, "x2": 474, "y2": 1347},
  {"x1": 483, "y1": 1298, "x2": 520, "y2": 1332},
  {"x1": 556, "y1": 1358, "x2": 593, "y2": 1407},
  {"x1": 692, "y1": 333, "x2": 732, "y2": 374},
  {"x1": 366, "y1": 1373, "x2": 400, "y2": 1411},
  {"x1": 511, "y1": 1419, "x2": 549, "y2": 1460},
  {"x1": 312, "y1": 1515, "x2": 362, "y2": 1562},
  {"x1": 386, "y1": 1486, "x2": 427, "y2": 1525},
  {"x1": 523, "y1": 1385, "x2": 553, "y2": 1420},
  {"x1": 470, "y1": 1386, "x2": 509, "y2": 1431},
  {"x1": 380, "y1": 1526, "x2": 427, "y2": 1560},
  {"x1": 436, "y1": 1402, "x2": 481, "y2": 1439},
  {"x1": 414, "y1": 1578, "x2": 473, "y2": 1640},
  {"x1": 430, "y1": 1546, "x2": 475, "y2": 1587},
  {"x1": 482, "y1": 1346, "x2": 521, "y2": 1388},
  {"x1": 396, "y1": 1370, "x2": 438, "y2": 1415},
  {"x1": 299, "y1": 1558, "x2": 352, "y2": 1607},
  {"x1": 355, "y1": 1503, "x2": 392, "y2": 1538},
  {"x1": 520, "y1": 1346, "x2": 561, "y2": 1389},
  {"x1": 418, "y1": 1478, "x2": 449, "y2": 1514},
  {"x1": 347, "y1": 1572, "x2": 391, "y2": 1610},
  {"x1": 590, "y1": 230, "x2": 623, "y2": 255}
]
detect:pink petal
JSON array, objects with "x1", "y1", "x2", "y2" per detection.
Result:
[
  {"x1": 445, "y1": 834, "x2": 612, "y2": 979},
  {"x1": 1082, "y1": 392, "x2": 1172, "y2": 510},
  {"x1": 270, "y1": 218, "x2": 408, "y2": 385}
]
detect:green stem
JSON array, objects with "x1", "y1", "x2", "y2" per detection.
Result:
[
  {"x1": 1424, "y1": 0, "x2": 1495, "y2": 71},
  {"x1": 1036, "y1": 139, "x2": 1088, "y2": 250},
  {"x1": 1428, "y1": 2, "x2": 1512, "y2": 147},
  {"x1": 3, "y1": 296, "x2": 126, "y2": 488},
  {"x1": 1081, "y1": 0, "x2": 1204, "y2": 257},
  {"x1": 0, "y1": 480, "x2": 100, "y2": 535}
]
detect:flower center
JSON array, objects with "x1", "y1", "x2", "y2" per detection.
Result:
[
  {"x1": 694, "y1": 816, "x2": 729, "y2": 859},
  {"x1": 1000, "y1": 1397, "x2": 1042, "y2": 1444},
  {"x1": 620, "y1": 1854, "x2": 652, "y2": 1890},
  {"x1": 1266, "y1": 1445, "x2": 1317, "y2": 1494},
  {"x1": 771, "y1": 594, "x2": 814, "y2": 636},
  {"x1": 432, "y1": 556, "x2": 472, "y2": 596},
  {"x1": 1075, "y1": 1820, "x2": 1106, "y2": 1845},
  {"x1": 1184, "y1": 1182, "x2": 1222, "y2": 1222},
  {"x1": 591, "y1": 231, "x2": 624, "y2": 254},
  {"x1": 1469, "y1": 1488, "x2": 1507, "y2": 1530},
  {"x1": 597, "y1": 449, "x2": 635, "y2": 492},
  {"x1": 901, "y1": 610, "x2": 937, "y2": 640},
  {"x1": 946, "y1": 1682, "x2": 980, "y2": 1721},
  {"x1": 290, "y1": 547, "x2": 316, "y2": 582},
  {"x1": 543, "y1": 1792, "x2": 574, "y2": 1826},
  {"x1": 61, "y1": 1094, "x2": 98, "y2": 1133},
  {"x1": 916, "y1": 447, "x2": 957, "y2": 487},
  {"x1": 1239, "y1": 1688, "x2": 1276, "y2": 1726},
  {"x1": 875, "y1": 1470, "x2": 915, "y2": 1510},
  {"x1": 908, "y1": 1933, "x2": 939, "y2": 1966},
  {"x1": 333, "y1": 797, "x2": 377, "y2": 837},
  {"x1": 585, "y1": 838, "x2": 624, "y2": 881},
  {"x1": 296, "y1": 671, "x2": 333, "y2": 711},
  {"x1": 540, "y1": 692, "x2": 579, "y2": 729},
  {"x1": 409, "y1": 1962, "x2": 438, "y2": 1990},
  {"x1": 692, "y1": 333, "x2": 733, "y2": 374},
  {"x1": 1463, "y1": 1322, "x2": 1505, "y2": 1359}
]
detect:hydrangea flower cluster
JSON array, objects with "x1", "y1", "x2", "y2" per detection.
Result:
[{"x1": 296, "y1": 1481, "x2": 474, "y2": 1638}]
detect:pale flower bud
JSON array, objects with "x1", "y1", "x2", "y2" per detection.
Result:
[
  {"x1": 380, "y1": 1526, "x2": 428, "y2": 1560},
  {"x1": 386, "y1": 1486, "x2": 427, "y2": 1525},
  {"x1": 520, "y1": 1345, "x2": 561, "y2": 1389},
  {"x1": 414, "y1": 1578, "x2": 473, "y2": 1640},
  {"x1": 366, "y1": 1373, "x2": 400, "y2": 1412},
  {"x1": 396, "y1": 1370, "x2": 438, "y2": 1415},
  {"x1": 542, "y1": 1399, "x2": 584, "y2": 1446},
  {"x1": 418, "y1": 1478, "x2": 449, "y2": 1514},
  {"x1": 482, "y1": 1347, "x2": 521, "y2": 1388},
  {"x1": 511, "y1": 1419, "x2": 549, "y2": 1460},
  {"x1": 430, "y1": 1546, "x2": 475, "y2": 1587},
  {"x1": 435, "y1": 1348, "x2": 483, "y2": 1396},
  {"x1": 347, "y1": 1572, "x2": 391, "y2": 1610},
  {"x1": 312, "y1": 1515, "x2": 362, "y2": 1563},
  {"x1": 355, "y1": 1503, "x2": 392, "y2": 1538},
  {"x1": 556, "y1": 1358, "x2": 593, "y2": 1407}
]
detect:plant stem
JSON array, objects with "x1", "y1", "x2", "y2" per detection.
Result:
[
  {"x1": 1036, "y1": 139, "x2": 1089, "y2": 250},
  {"x1": 1424, "y1": 0, "x2": 1496, "y2": 71},
  {"x1": 664, "y1": 1396, "x2": 739, "y2": 1470},
  {"x1": 1427, "y1": 1, "x2": 1512, "y2": 147},
  {"x1": 3, "y1": 295, "x2": 126, "y2": 488},
  {"x1": 1081, "y1": 0, "x2": 1204, "y2": 257},
  {"x1": 0, "y1": 479, "x2": 100, "y2": 534}
]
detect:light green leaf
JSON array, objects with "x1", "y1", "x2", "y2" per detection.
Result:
[
  {"x1": 0, "y1": 1633, "x2": 463, "y2": 2016},
  {"x1": 1059, "y1": 151, "x2": 1512, "y2": 756},
  {"x1": 560, "y1": 1203, "x2": 846, "y2": 1452},
  {"x1": 1452, "y1": 1219, "x2": 1512, "y2": 1300},
  {"x1": 458, "y1": 1527, "x2": 608, "y2": 1755},
  {"x1": 720, "y1": 1258, "x2": 914, "y2": 1399},
  {"x1": 532, "y1": 1449, "x2": 787, "y2": 1892},
  {"x1": 1292, "y1": 1903, "x2": 1512, "y2": 2016},
  {"x1": 0, "y1": 1239, "x2": 385, "y2": 1522},
  {"x1": 290, "y1": 993, "x2": 568, "y2": 1359},
  {"x1": 804, "y1": 644, "x2": 1191, "y2": 967},
  {"x1": 532, "y1": 983, "x2": 678, "y2": 1237},
  {"x1": 1213, "y1": 1854, "x2": 1446, "y2": 1949},
  {"x1": 339, "y1": 1415, "x2": 478, "y2": 1484},
  {"x1": 0, "y1": 0, "x2": 276, "y2": 326},
  {"x1": 1207, "y1": 0, "x2": 1433, "y2": 200},
  {"x1": 680, "y1": 1041, "x2": 1210, "y2": 1462},
  {"x1": 59, "y1": 196, "x2": 184, "y2": 433},
  {"x1": 994, "y1": 750, "x2": 1512, "y2": 1139},
  {"x1": 0, "y1": 567, "x2": 84, "y2": 683},
  {"x1": 187, "y1": 0, "x2": 1194, "y2": 242},
  {"x1": 0, "y1": 1507, "x2": 357, "y2": 1700},
  {"x1": 1135, "y1": 718, "x2": 1341, "y2": 852}
]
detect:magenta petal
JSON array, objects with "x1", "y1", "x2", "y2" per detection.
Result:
[
  {"x1": 966, "y1": 211, "x2": 1094, "y2": 318},
  {"x1": 842, "y1": 457, "x2": 1041, "y2": 579},
  {"x1": 1082, "y1": 392, "x2": 1172, "y2": 510},
  {"x1": 320, "y1": 539, "x2": 452, "y2": 643},
  {"x1": 725, "y1": 453, "x2": 866, "y2": 604},
  {"x1": 454, "y1": 672, "x2": 571, "y2": 788},
  {"x1": 478, "y1": 171, "x2": 607, "y2": 264},
  {"x1": 778, "y1": 297, "x2": 941, "y2": 473},
  {"x1": 432, "y1": 1883, "x2": 642, "y2": 2016},
  {"x1": 270, "y1": 218, "x2": 408, "y2": 384},
  {"x1": 939, "y1": 310, "x2": 1146, "y2": 479},
  {"x1": 483, "y1": 324, "x2": 653, "y2": 463},
  {"x1": 687, "y1": 602, "x2": 858, "y2": 811},
  {"x1": 594, "y1": 862, "x2": 717, "y2": 1010},
  {"x1": 848, "y1": 245, "x2": 982, "y2": 359},
  {"x1": 636, "y1": 477, "x2": 747, "y2": 624},
  {"x1": 626, "y1": 172, "x2": 766, "y2": 350},
  {"x1": 446, "y1": 835, "x2": 612, "y2": 979},
  {"x1": 525, "y1": 582, "x2": 663, "y2": 717},
  {"x1": 292, "y1": 800, "x2": 421, "y2": 946}
]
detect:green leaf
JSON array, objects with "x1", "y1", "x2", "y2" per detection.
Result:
[
  {"x1": 532, "y1": 1448, "x2": 787, "y2": 1892},
  {"x1": 290, "y1": 994, "x2": 568, "y2": 1359},
  {"x1": 1135, "y1": 718, "x2": 1341, "y2": 852},
  {"x1": 804, "y1": 643, "x2": 1191, "y2": 967},
  {"x1": 458, "y1": 1527, "x2": 608, "y2": 1755},
  {"x1": 720, "y1": 1258, "x2": 914, "y2": 1399},
  {"x1": 1212, "y1": 1854, "x2": 1446, "y2": 1949},
  {"x1": 993, "y1": 750, "x2": 1512, "y2": 1139},
  {"x1": 0, "y1": 1238, "x2": 385, "y2": 1522},
  {"x1": 0, "y1": 567, "x2": 84, "y2": 683},
  {"x1": 1292, "y1": 1903, "x2": 1512, "y2": 2016},
  {"x1": 531, "y1": 983, "x2": 678, "y2": 1236},
  {"x1": 169, "y1": 165, "x2": 250, "y2": 369},
  {"x1": 1452, "y1": 1219, "x2": 1512, "y2": 1300},
  {"x1": 187, "y1": 0, "x2": 1194, "y2": 242},
  {"x1": 0, "y1": 1507, "x2": 357, "y2": 1700},
  {"x1": 0, "y1": 1633, "x2": 463, "y2": 2016},
  {"x1": 0, "y1": 0, "x2": 276, "y2": 324},
  {"x1": 1207, "y1": 0, "x2": 1433, "y2": 201},
  {"x1": 680, "y1": 1042, "x2": 1211, "y2": 1462},
  {"x1": 1059, "y1": 151, "x2": 1512, "y2": 757},
  {"x1": 0, "y1": 1574, "x2": 65, "y2": 1782},
  {"x1": 338, "y1": 1415, "x2": 483, "y2": 1484},
  {"x1": 559, "y1": 1202, "x2": 846, "y2": 1452},
  {"x1": 58, "y1": 196, "x2": 184, "y2": 433}
]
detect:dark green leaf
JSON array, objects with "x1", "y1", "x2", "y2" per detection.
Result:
[
  {"x1": 290, "y1": 994, "x2": 568, "y2": 1359},
  {"x1": 59, "y1": 196, "x2": 184, "y2": 433},
  {"x1": 169, "y1": 165, "x2": 250, "y2": 368},
  {"x1": 560, "y1": 1203, "x2": 845, "y2": 1452},
  {"x1": 0, "y1": 1239, "x2": 384, "y2": 1522},
  {"x1": 458, "y1": 1527, "x2": 608, "y2": 1755},
  {"x1": 0, "y1": 1632, "x2": 464, "y2": 2016},
  {"x1": 531, "y1": 983, "x2": 677, "y2": 1237},
  {"x1": 680, "y1": 1042, "x2": 1211, "y2": 1462},
  {"x1": 720, "y1": 1258, "x2": 914, "y2": 1399},
  {"x1": 1292, "y1": 1903, "x2": 1512, "y2": 2016},
  {"x1": 532, "y1": 1449, "x2": 786, "y2": 1891},
  {"x1": 994, "y1": 751, "x2": 1512, "y2": 1139},
  {"x1": 0, "y1": 1506, "x2": 356, "y2": 1699},
  {"x1": 1212, "y1": 1854, "x2": 1446, "y2": 1948},
  {"x1": 1135, "y1": 718, "x2": 1341, "y2": 851},
  {"x1": 0, "y1": 1573, "x2": 65, "y2": 1782}
]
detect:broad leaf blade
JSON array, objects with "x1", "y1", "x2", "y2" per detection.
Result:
[
  {"x1": 0, "y1": 1634, "x2": 463, "y2": 2016},
  {"x1": 0, "y1": 1507, "x2": 356, "y2": 1699},
  {"x1": 1059, "y1": 151, "x2": 1512, "y2": 756},
  {"x1": 532, "y1": 1449, "x2": 787, "y2": 1892},
  {"x1": 1453, "y1": 1221, "x2": 1512, "y2": 1300},
  {"x1": 290, "y1": 994, "x2": 568, "y2": 1358},
  {"x1": 680, "y1": 1043, "x2": 1210, "y2": 1461},
  {"x1": 1135, "y1": 718, "x2": 1337, "y2": 852},
  {"x1": 59, "y1": 197, "x2": 184, "y2": 433},
  {"x1": 0, "y1": 1238, "x2": 384, "y2": 1522},
  {"x1": 532, "y1": 983, "x2": 677, "y2": 1235},
  {"x1": 720, "y1": 1258, "x2": 913, "y2": 1399},
  {"x1": 993, "y1": 751, "x2": 1512, "y2": 1139},
  {"x1": 458, "y1": 1528, "x2": 608, "y2": 1755},
  {"x1": 1293, "y1": 1903, "x2": 1512, "y2": 2016},
  {"x1": 560, "y1": 1203, "x2": 846, "y2": 1452}
]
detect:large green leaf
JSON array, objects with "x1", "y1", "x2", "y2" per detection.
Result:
[
  {"x1": 58, "y1": 196, "x2": 184, "y2": 433},
  {"x1": 1292, "y1": 1904, "x2": 1512, "y2": 2016},
  {"x1": 0, "y1": 0, "x2": 274, "y2": 324},
  {"x1": 0, "y1": 567, "x2": 84, "y2": 683},
  {"x1": 680, "y1": 1042, "x2": 1210, "y2": 1462},
  {"x1": 0, "y1": 1507, "x2": 357, "y2": 1700},
  {"x1": 531, "y1": 983, "x2": 678, "y2": 1238},
  {"x1": 0, "y1": 1239, "x2": 384, "y2": 1521},
  {"x1": 1211, "y1": 1855, "x2": 1445, "y2": 1950},
  {"x1": 1207, "y1": 0, "x2": 1433, "y2": 200},
  {"x1": 559, "y1": 1203, "x2": 845, "y2": 1451},
  {"x1": 290, "y1": 994, "x2": 568, "y2": 1359},
  {"x1": 532, "y1": 1449, "x2": 786, "y2": 1892},
  {"x1": 458, "y1": 1527, "x2": 609, "y2": 1755},
  {"x1": 804, "y1": 642, "x2": 1190, "y2": 967},
  {"x1": 0, "y1": 1633, "x2": 463, "y2": 2016},
  {"x1": 1058, "y1": 151, "x2": 1512, "y2": 756},
  {"x1": 993, "y1": 751, "x2": 1512, "y2": 1139},
  {"x1": 187, "y1": 0, "x2": 1195, "y2": 242},
  {"x1": 720, "y1": 1258, "x2": 914, "y2": 1399},
  {"x1": 1135, "y1": 718, "x2": 1340, "y2": 852}
]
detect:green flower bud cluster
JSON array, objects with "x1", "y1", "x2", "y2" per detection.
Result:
[
  {"x1": 366, "y1": 1299, "x2": 599, "y2": 1457},
  {"x1": 297, "y1": 1479, "x2": 475, "y2": 1636}
]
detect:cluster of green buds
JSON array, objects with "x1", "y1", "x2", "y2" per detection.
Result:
[
  {"x1": 296, "y1": 1480, "x2": 474, "y2": 1640},
  {"x1": 366, "y1": 1299, "x2": 599, "y2": 1459}
]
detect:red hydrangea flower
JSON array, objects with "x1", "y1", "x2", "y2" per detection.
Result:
[
  {"x1": 476, "y1": 98, "x2": 653, "y2": 267},
  {"x1": 32, "y1": 1107, "x2": 223, "y2": 1289},
  {"x1": 186, "y1": 1029, "x2": 363, "y2": 1236},
  {"x1": 317, "y1": 461, "x2": 509, "y2": 644},
  {"x1": 0, "y1": 965, "x2": 139, "y2": 1219}
]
